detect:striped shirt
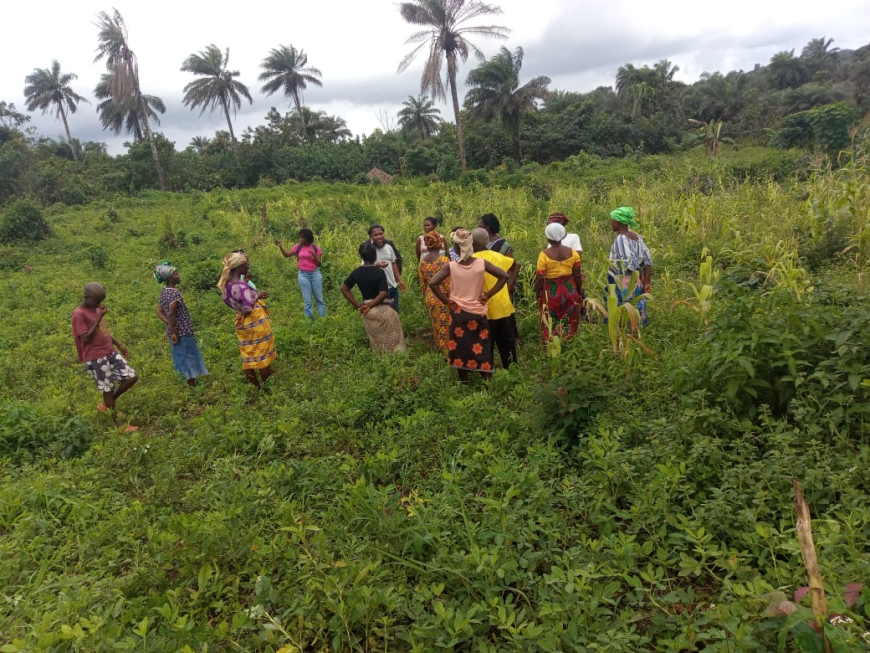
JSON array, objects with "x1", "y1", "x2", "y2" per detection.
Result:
[{"x1": 609, "y1": 233, "x2": 652, "y2": 276}]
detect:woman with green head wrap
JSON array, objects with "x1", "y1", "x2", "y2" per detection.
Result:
[
  {"x1": 154, "y1": 261, "x2": 208, "y2": 387},
  {"x1": 607, "y1": 207, "x2": 652, "y2": 325}
]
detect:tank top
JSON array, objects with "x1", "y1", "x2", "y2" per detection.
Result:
[{"x1": 449, "y1": 259, "x2": 487, "y2": 315}]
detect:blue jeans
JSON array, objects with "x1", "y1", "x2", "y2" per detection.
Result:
[
  {"x1": 298, "y1": 269, "x2": 326, "y2": 320},
  {"x1": 387, "y1": 286, "x2": 400, "y2": 312}
]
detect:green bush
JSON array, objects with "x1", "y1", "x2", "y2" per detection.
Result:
[
  {"x1": 0, "y1": 401, "x2": 94, "y2": 464},
  {"x1": 0, "y1": 199, "x2": 52, "y2": 243}
]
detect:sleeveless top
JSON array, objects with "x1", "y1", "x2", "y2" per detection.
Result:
[{"x1": 449, "y1": 259, "x2": 487, "y2": 316}]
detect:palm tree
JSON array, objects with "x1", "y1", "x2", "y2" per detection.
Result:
[
  {"x1": 258, "y1": 45, "x2": 322, "y2": 139},
  {"x1": 397, "y1": 0, "x2": 510, "y2": 171},
  {"x1": 465, "y1": 46, "x2": 549, "y2": 161},
  {"x1": 767, "y1": 50, "x2": 809, "y2": 90},
  {"x1": 316, "y1": 114, "x2": 352, "y2": 143},
  {"x1": 94, "y1": 73, "x2": 165, "y2": 141},
  {"x1": 189, "y1": 136, "x2": 212, "y2": 153},
  {"x1": 181, "y1": 45, "x2": 252, "y2": 145},
  {"x1": 93, "y1": 9, "x2": 166, "y2": 190},
  {"x1": 23, "y1": 60, "x2": 89, "y2": 160},
  {"x1": 801, "y1": 37, "x2": 841, "y2": 79},
  {"x1": 397, "y1": 95, "x2": 442, "y2": 139}
]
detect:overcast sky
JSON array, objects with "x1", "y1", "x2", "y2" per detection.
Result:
[{"x1": 2, "y1": 0, "x2": 869, "y2": 154}]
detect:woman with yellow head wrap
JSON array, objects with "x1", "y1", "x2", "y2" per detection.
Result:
[
  {"x1": 607, "y1": 206, "x2": 652, "y2": 325},
  {"x1": 218, "y1": 251, "x2": 276, "y2": 387}
]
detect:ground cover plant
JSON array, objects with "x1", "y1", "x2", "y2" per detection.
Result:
[{"x1": 0, "y1": 147, "x2": 868, "y2": 651}]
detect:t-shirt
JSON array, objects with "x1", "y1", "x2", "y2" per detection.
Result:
[
  {"x1": 474, "y1": 250, "x2": 514, "y2": 320},
  {"x1": 291, "y1": 243, "x2": 322, "y2": 272},
  {"x1": 158, "y1": 287, "x2": 195, "y2": 337},
  {"x1": 372, "y1": 243, "x2": 398, "y2": 288},
  {"x1": 562, "y1": 232, "x2": 583, "y2": 252},
  {"x1": 71, "y1": 306, "x2": 115, "y2": 363},
  {"x1": 343, "y1": 266, "x2": 388, "y2": 301}
]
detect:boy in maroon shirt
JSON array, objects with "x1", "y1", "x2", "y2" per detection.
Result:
[{"x1": 72, "y1": 283, "x2": 139, "y2": 431}]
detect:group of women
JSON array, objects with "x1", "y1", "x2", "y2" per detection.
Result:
[{"x1": 152, "y1": 206, "x2": 652, "y2": 387}]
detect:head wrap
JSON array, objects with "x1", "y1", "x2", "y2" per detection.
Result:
[
  {"x1": 152, "y1": 261, "x2": 176, "y2": 284},
  {"x1": 470, "y1": 228, "x2": 489, "y2": 249},
  {"x1": 547, "y1": 212, "x2": 569, "y2": 226},
  {"x1": 545, "y1": 223, "x2": 566, "y2": 242},
  {"x1": 423, "y1": 230, "x2": 442, "y2": 250},
  {"x1": 610, "y1": 206, "x2": 640, "y2": 229},
  {"x1": 452, "y1": 229, "x2": 474, "y2": 261},
  {"x1": 216, "y1": 251, "x2": 248, "y2": 291}
]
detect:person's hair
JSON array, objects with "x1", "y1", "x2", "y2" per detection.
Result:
[
  {"x1": 359, "y1": 241, "x2": 377, "y2": 263},
  {"x1": 479, "y1": 213, "x2": 500, "y2": 234},
  {"x1": 424, "y1": 216, "x2": 438, "y2": 226},
  {"x1": 298, "y1": 228, "x2": 314, "y2": 244},
  {"x1": 368, "y1": 224, "x2": 384, "y2": 236}
]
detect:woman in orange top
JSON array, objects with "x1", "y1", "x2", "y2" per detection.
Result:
[
  {"x1": 417, "y1": 230, "x2": 451, "y2": 355},
  {"x1": 429, "y1": 229, "x2": 509, "y2": 383},
  {"x1": 535, "y1": 222, "x2": 584, "y2": 341}
]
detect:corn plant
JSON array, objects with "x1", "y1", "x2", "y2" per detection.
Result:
[
  {"x1": 672, "y1": 247, "x2": 718, "y2": 325},
  {"x1": 585, "y1": 273, "x2": 654, "y2": 364}
]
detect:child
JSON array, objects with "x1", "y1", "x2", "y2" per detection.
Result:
[
  {"x1": 154, "y1": 262, "x2": 208, "y2": 388},
  {"x1": 71, "y1": 282, "x2": 139, "y2": 432}
]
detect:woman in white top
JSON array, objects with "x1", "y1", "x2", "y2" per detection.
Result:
[
  {"x1": 607, "y1": 206, "x2": 652, "y2": 325},
  {"x1": 547, "y1": 213, "x2": 582, "y2": 253},
  {"x1": 415, "y1": 216, "x2": 448, "y2": 261}
]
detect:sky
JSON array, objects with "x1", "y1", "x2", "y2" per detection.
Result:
[{"x1": 2, "y1": 0, "x2": 869, "y2": 154}]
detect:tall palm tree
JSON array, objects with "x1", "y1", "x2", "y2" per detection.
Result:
[
  {"x1": 258, "y1": 45, "x2": 322, "y2": 139},
  {"x1": 316, "y1": 114, "x2": 352, "y2": 143},
  {"x1": 397, "y1": 94, "x2": 442, "y2": 140},
  {"x1": 23, "y1": 60, "x2": 89, "y2": 160},
  {"x1": 397, "y1": 0, "x2": 510, "y2": 171},
  {"x1": 465, "y1": 46, "x2": 549, "y2": 161},
  {"x1": 93, "y1": 9, "x2": 166, "y2": 190},
  {"x1": 189, "y1": 135, "x2": 212, "y2": 153},
  {"x1": 181, "y1": 45, "x2": 252, "y2": 145},
  {"x1": 94, "y1": 73, "x2": 165, "y2": 141},
  {"x1": 767, "y1": 50, "x2": 809, "y2": 90}
]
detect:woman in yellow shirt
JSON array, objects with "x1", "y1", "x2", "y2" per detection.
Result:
[{"x1": 535, "y1": 223, "x2": 584, "y2": 341}]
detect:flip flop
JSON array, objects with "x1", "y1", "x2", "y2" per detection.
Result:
[
  {"x1": 120, "y1": 424, "x2": 139, "y2": 433},
  {"x1": 97, "y1": 402, "x2": 108, "y2": 413}
]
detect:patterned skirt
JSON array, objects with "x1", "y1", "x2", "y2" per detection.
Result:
[
  {"x1": 606, "y1": 273, "x2": 648, "y2": 326},
  {"x1": 447, "y1": 309, "x2": 492, "y2": 373},
  {"x1": 538, "y1": 274, "x2": 581, "y2": 341},
  {"x1": 234, "y1": 302, "x2": 276, "y2": 370},
  {"x1": 361, "y1": 304, "x2": 406, "y2": 353}
]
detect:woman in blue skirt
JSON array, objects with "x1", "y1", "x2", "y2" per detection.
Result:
[{"x1": 154, "y1": 262, "x2": 208, "y2": 387}]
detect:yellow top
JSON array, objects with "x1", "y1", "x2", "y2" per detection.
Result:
[
  {"x1": 473, "y1": 250, "x2": 515, "y2": 320},
  {"x1": 536, "y1": 249, "x2": 580, "y2": 279}
]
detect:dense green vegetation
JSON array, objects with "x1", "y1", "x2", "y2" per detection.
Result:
[{"x1": 1, "y1": 144, "x2": 869, "y2": 650}]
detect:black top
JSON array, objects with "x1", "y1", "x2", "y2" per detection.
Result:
[{"x1": 343, "y1": 265, "x2": 388, "y2": 300}]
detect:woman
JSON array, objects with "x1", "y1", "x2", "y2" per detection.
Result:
[
  {"x1": 477, "y1": 213, "x2": 513, "y2": 258},
  {"x1": 417, "y1": 231, "x2": 451, "y2": 355},
  {"x1": 217, "y1": 251, "x2": 275, "y2": 387},
  {"x1": 341, "y1": 242, "x2": 406, "y2": 353},
  {"x1": 276, "y1": 228, "x2": 326, "y2": 320},
  {"x1": 154, "y1": 262, "x2": 208, "y2": 388},
  {"x1": 535, "y1": 223, "x2": 584, "y2": 341},
  {"x1": 429, "y1": 229, "x2": 509, "y2": 382},
  {"x1": 415, "y1": 216, "x2": 448, "y2": 261},
  {"x1": 547, "y1": 212, "x2": 583, "y2": 253},
  {"x1": 607, "y1": 206, "x2": 652, "y2": 325}
]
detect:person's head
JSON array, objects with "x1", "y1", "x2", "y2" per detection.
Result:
[
  {"x1": 423, "y1": 216, "x2": 438, "y2": 233},
  {"x1": 368, "y1": 224, "x2": 385, "y2": 248},
  {"x1": 478, "y1": 213, "x2": 500, "y2": 236},
  {"x1": 547, "y1": 212, "x2": 569, "y2": 226},
  {"x1": 423, "y1": 230, "x2": 442, "y2": 251},
  {"x1": 359, "y1": 241, "x2": 378, "y2": 264},
  {"x1": 452, "y1": 228, "x2": 474, "y2": 261},
  {"x1": 153, "y1": 261, "x2": 178, "y2": 285},
  {"x1": 609, "y1": 206, "x2": 639, "y2": 232},
  {"x1": 471, "y1": 227, "x2": 489, "y2": 253},
  {"x1": 217, "y1": 251, "x2": 249, "y2": 290},
  {"x1": 298, "y1": 228, "x2": 314, "y2": 246},
  {"x1": 545, "y1": 222, "x2": 566, "y2": 245},
  {"x1": 82, "y1": 282, "x2": 106, "y2": 308}
]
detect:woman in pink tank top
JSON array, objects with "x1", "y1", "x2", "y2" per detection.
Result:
[{"x1": 428, "y1": 229, "x2": 510, "y2": 382}]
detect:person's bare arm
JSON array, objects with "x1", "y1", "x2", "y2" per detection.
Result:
[
  {"x1": 415, "y1": 238, "x2": 422, "y2": 261},
  {"x1": 111, "y1": 336, "x2": 130, "y2": 357},
  {"x1": 428, "y1": 265, "x2": 452, "y2": 305},
  {"x1": 393, "y1": 262, "x2": 408, "y2": 291},
  {"x1": 507, "y1": 260, "x2": 520, "y2": 293},
  {"x1": 340, "y1": 284, "x2": 360, "y2": 309},
  {"x1": 312, "y1": 247, "x2": 322, "y2": 267},
  {"x1": 275, "y1": 240, "x2": 295, "y2": 258}
]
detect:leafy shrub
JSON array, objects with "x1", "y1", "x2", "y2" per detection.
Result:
[
  {"x1": 457, "y1": 169, "x2": 490, "y2": 188},
  {"x1": 0, "y1": 200, "x2": 52, "y2": 243},
  {"x1": 0, "y1": 249, "x2": 24, "y2": 271},
  {"x1": 88, "y1": 245, "x2": 110, "y2": 270},
  {"x1": 770, "y1": 102, "x2": 859, "y2": 154},
  {"x1": 525, "y1": 178, "x2": 552, "y2": 201},
  {"x1": 0, "y1": 401, "x2": 94, "y2": 464},
  {"x1": 186, "y1": 258, "x2": 222, "y2": 292},
  {"x1": 344, "y1": 202, "x2": 375, "y2": 224},
  {"x1": 435, "y1": 155, "x2": 461, "y2": 182},
  {"x1": 105, "y1": 207, "x2": 120, "y2": 223}
]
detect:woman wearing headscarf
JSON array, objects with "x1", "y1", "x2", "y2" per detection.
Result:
[
  {"x1": 155, "y1": 262, "x2": 208, "y2": 387},
  {"x1": 341, "y1": 241, "x2": 407, "y2": 353},
  {"x1": 217, "y1": 251, "x2": 275, "y2": 387},
  {"x1": 547, "y1": 212, "x2": 583, "y2": 253},
  {"x1": 415, "y1": 216, "x2": 448, "y2": 261},
  {"x1": 417, "y1": 230, "x2": 452, "y2": 355},
  {"x1": 607, "y1": 206, "x2": 652, "y2": 325},
  {"x1": 428, "y1": 229, "x2": 509, "y2": 382},
  {"x1": 535, "y1": 223, "x2": 584, "y2": 341}
]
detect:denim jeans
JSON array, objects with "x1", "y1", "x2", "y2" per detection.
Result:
[
  {"x1": 298, "y1": 269, "x2": 326, "y2": 319},
  {"x1": 387, "y1": 286, "x2": 400, "y2": 312}
]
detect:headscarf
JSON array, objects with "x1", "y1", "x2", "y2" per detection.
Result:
[
  {"x1": 545, "y1": 223, "x2": 566, "y2": 242},
  {"x1": 610, "y1": 206, "x2": 640, "y2": 230},
  {"x1": 451, "y1": 229, "x2": 474, "y2": 261},
  {"x1": 423, "y1": 230, "x2": 442, "y2": 250},
  {"x1": 547, "y1": 212, "x2": 569, "y2": 226},
  {"x1": 216, "y1": 251, "x2": 248, "y2": 291},
  {"x1": 153, "y1": 261, "x2": 176, "y2": 284}
]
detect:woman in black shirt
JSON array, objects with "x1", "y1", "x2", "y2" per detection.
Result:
[{"x1": 341, "y1": 242, "x2": 406, "y2": 352}]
